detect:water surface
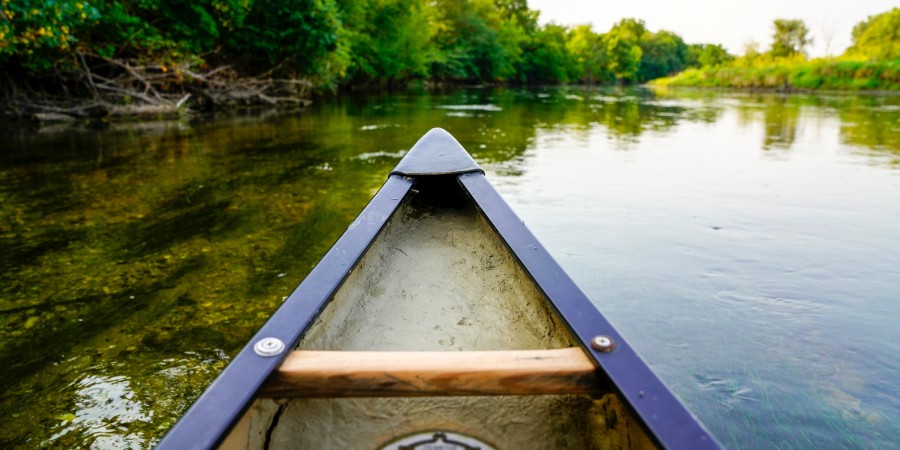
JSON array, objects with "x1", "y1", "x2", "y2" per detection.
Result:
[{"x1": 1, "y1": 87, "x2": 898, "y2": 449}]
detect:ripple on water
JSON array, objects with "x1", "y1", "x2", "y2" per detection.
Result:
[
  {"x1": 47, "y1": 375, "x2": 152, "y2": 448},
  {"x1": 713, "y1": 290, "x2": 826, "y2": 317},
  {"x1": 693, "y1": 372, "x2": 759, "y2": 410},
  {"x1": 355, "y1": 149, "x2": 408, "y2": 161},
  {"x1": 435, "y1": 104, "x2": 502, "y2": 111},
  {"x1": 359, "y1": 123, "x2": 402, "y2": 131}
]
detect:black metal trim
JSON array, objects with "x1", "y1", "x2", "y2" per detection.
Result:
[
  {"x1": 155, "y1": 175, "x2": 414, "y2": 450},
  {"x1": 458, "y1": 172, "x2": 721, "y2": 450},
  {"x1": 391, "y1": 128, "x2": 483, "y2": 176}
]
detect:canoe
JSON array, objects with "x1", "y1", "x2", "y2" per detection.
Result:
[{"x1": 156, "y1": 129, "x2": 720, "y2": 450}]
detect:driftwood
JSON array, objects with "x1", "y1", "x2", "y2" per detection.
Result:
[{"x1": 1, "y1": 53, "x2": 314, "y2": 120}]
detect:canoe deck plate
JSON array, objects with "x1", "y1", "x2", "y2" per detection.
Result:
[{"x1": 379, "y1": 431, "x2": 495, "y2": 450}]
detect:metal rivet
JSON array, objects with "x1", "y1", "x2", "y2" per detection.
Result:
[
  {"x1": 590, "y1": 335, "x2": 616, "y2": 352},
  {"x1": 253, "y1": 337, "x2": 285, "y2": 357}
]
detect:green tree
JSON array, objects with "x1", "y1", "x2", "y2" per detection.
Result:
[
  {"x1": 517, "y1": 23, "x2": 574, "y2": 83},
  {"x1": 601, "y1": 18, "x2": 689, "y2": 83},
  {"x1": 602, "y1": 33, "x2": 642, "y2": 83},
  {"x1": 79, "y1": 0, "x2": 257, "y2": 60},
  {"x1": 342, "y1": 0, "x2": 436, "y2": 83},
  {"x1": 493, "y1": 0, "x2": 537, "y2": 32},
  {"x1": 600, "y1": 19, "x2": 645, "y2": 83},
  {"x1": 698, "y1": 44, "x2": 733, "y2": 66},
  {"x1": 608, "y1": 18, "x2": 647, "y2": 44},
  {"x1": 845, "y1": 8, "x2": 900, "y2": 60},
  {"x1": 429, "y1": 0, "x2": 525, "y2": 81},
  {"x1": 769, "y1": 19, "x2": 811, "y2": 58},
  {"x1": 638, "y1": 30, "x2": 687, "y2": 81},
  {"x1": 686, "y1": 43, "x2": 733, "y2": 67},
  {"x1": 224, "y1": 0, "x2": 341, "y2": 75},
  {"x1": 566, "y1": 24, "x2": 610, "y2": 83},
  {"x1": 0, "y1": 0, "x2": 101, "y2": 70}
]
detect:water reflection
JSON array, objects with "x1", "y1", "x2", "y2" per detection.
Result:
[
  {"x1": 762, "y1": 99, "x2": 800, "y2": 151},
  {"x1": 1, "y1": 87, "x2": 899, "y2": 448},
  {"x1": 655, "y1": 89, "x2": 900, "y2": 158},
  {"x1": 840, "y1": 100, "x2": 900, "y2": 167}
]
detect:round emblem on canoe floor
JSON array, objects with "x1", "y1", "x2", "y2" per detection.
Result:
[{"x1": 378, "y1": 431, "x2": 495, "y2": 450}]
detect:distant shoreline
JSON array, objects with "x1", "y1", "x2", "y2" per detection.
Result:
[
  {"x1": 650, "y1": 60, "x2": 900, "y2": 92},
  {"x1": 5, "y1": 79, "x2": 900, "y2": 126},
  {"x1": 647, "y1": 84, "x2": 900, "y2": 97}
]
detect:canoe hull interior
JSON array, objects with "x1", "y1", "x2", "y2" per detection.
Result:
[
  {"x1": 223, "y1": 395, "x2": 653, "y2": 450},
  {"x1": 218, "y1": 177, "x2": 656, "y2": 449}
]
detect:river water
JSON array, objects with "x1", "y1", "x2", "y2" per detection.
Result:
[{"x1": 1, "y1": 87, "x2": 898, "y2": 449}]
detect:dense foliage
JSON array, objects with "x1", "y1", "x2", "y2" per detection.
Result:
[
  {"x1": 3, "y1": 1, "x2": 898, "y2": 107},
  {"x1": 1, "y1": 0, "x2": 728, "y2": 100},
  {"x1": 846, "y1": 8, "x2": 900, "y2": 61},
  {"x1": 655, "y1": 10, "x2": 900, "y2": 91},
  {"x1": 0, "y1": 0, "x2": 101, "y2": 71}
]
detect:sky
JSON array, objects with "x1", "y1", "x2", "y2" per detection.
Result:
[{"x1": 527, "y1": 0, "x2": 899, "y2": 57}]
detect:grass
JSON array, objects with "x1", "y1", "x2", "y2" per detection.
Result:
[{"x1": 652, "y1": 59, "x2": 900, "y2": 91}]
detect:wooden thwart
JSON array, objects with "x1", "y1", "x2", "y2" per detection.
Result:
[{"x1": 260, "y1": 347, "x2": 607, "y2": 398}]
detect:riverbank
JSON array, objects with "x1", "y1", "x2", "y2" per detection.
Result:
[
  {"x1": 0, "y1": 57, "x2": 315, "y2": 122},
  {"x1": 651, "y1": 59, "x2": 900, "y2": 91},
  {"x1": 0, "y1": 1, "x2": 740, "y2": 122}
]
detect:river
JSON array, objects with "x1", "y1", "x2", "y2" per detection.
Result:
[{"x1": 1, "y1": 87, "x2": 898, "y2": 449}]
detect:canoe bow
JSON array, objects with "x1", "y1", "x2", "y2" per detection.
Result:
[{"x1": 156, "y1": 128, "x2": 721, "y2": 450}]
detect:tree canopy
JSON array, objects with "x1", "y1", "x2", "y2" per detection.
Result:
[
  {"x1": 846, "y1": 8, "x2": 900, "y2": 60},
  {"x1": 1, "y1": 0, "x2": 739, "y2": 97},
  {"x1": 8, "y1": 1, "x2": 900, "y2": 105},
  {"x1": 769, "y1": 19, "x2": 812, "y2": 58}
]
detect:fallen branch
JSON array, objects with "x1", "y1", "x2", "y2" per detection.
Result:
[
  {"x1": 175, "y1": 93, "x2": 192, "y2": 108},
  {"x1": 77, "y1": 52, "x2": 99, "y2": 99},
  {"x1": 2, "y1": 54, "x2": 315, "y2": 120},
  {"x1": 95, "y1": 83, "x2": 162, "y2": 105}
]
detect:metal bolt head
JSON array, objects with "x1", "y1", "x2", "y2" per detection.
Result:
[
  {"x1": 254, "y1": 337, "x2": 285, "y2": 357},
  {"x1": 590, "y1": 335, "x2": 616, "y2": 352}
]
